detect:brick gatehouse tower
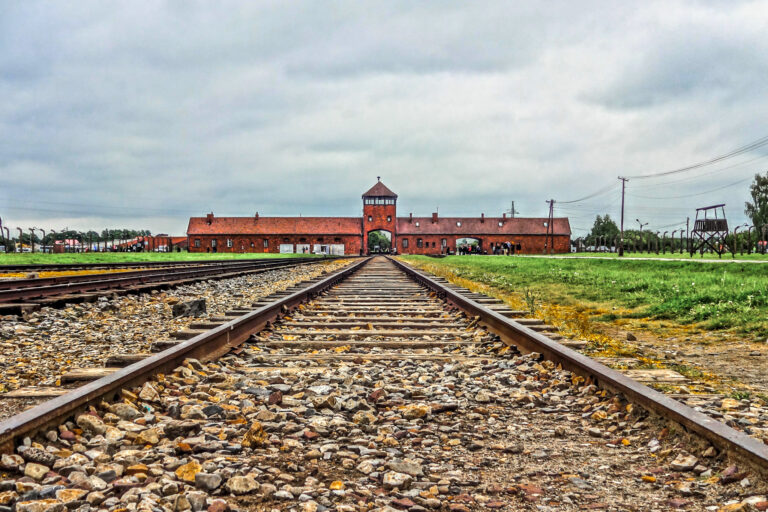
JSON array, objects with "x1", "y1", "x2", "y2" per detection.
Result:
[{"x1": 362, "y1": 177, "x2": 398, "y2": 254}]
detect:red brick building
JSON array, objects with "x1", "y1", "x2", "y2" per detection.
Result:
[{"x1": 186, "y1": 180, "x2": 571, "y2": 255}]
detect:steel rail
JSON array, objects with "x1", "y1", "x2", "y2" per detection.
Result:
[
  {"x1": 0, "y1": 257, "x2": 370, "y2": 452},
  {"x1": 388, "y1": 257, "x2": 768, "y2": 473},
  {"x1": 0, "y1": 259, "x2": 315, "y2": 291},
  {"x1": 0, "y1": 260, "x2": 320, "y2": 303},
  {"x1": 0, "y1": 256, "x2": 328, "y2": 273}
]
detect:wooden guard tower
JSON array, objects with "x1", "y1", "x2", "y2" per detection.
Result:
[{"x1": 690, "y1": 204, "x2": 730, "y2": 258}]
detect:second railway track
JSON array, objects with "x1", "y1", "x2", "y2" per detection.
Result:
[
  {"x1": 0, "y1": 257, "x2": 327, "y2": 313},
  {"x1": 0, "y1": 257, "x2": 766, "y2": 510}
]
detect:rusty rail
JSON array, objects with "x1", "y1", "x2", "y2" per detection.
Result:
[
  {"x1": 0, "y1": 257, "x2": 370, "y2": 452},
  {"x1": 0, "y1": 256, "x2": 331, "y2": 273},
  {"x1": 388, "y1": 257, "x2": 768, "y2": 472}
]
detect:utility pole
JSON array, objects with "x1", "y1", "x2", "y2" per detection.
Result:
[
  {"x1": 506, "y1": 201, "x2": 519, "y2": 218},
  {"x1": 618, "y1": 177, "x2": 628, "y2": 257},
  {"x1": 544, "y1": 199, "x2": 555, "y2": 254}
]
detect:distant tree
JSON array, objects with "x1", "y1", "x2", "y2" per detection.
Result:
[
  {"x1": 745, "y1": 172, "x2": 768, "y2": 232},
  {"x1": 587, "y1": 215, "x2": 619, "y2": 246},
  {"x1": 368, "y1": 231, "x2": 391, "y2": 252}
]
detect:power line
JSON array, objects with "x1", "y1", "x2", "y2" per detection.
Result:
[
  {"x1": 556, "y1": 182, "x2": 618, "y2": 204},
  {"x1": 624, "y1": 133, "x2": 768, "y2": 180},
  {"x1": 628, "y1": 176, "x2": 752, "y2": 200},
  {"x1": 629, "y1": 153, "x2": 768, "y2": 190}
]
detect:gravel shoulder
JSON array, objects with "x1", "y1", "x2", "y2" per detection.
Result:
[{"x1": 0, "y1": 260, "x2": 350, "y2": 419}]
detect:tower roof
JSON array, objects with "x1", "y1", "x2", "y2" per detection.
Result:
[{"x1": 362, "y1": 179, "x2": 397, "y2": 198}]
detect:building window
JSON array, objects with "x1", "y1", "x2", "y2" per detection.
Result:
[
  {"x1": 368, "y1": 216, "x2": 372, "y2": 222},
  {"x1": 415, "y1": 222, "x2": 420, "y2": 227},
  {"x1": 334, "y1": 237, "x2": 341, "y2": 242},
  {"x1": 317, "y1": 237, "x2": 324, "y2": 242},
  {"x1": 457, "y1": 221, "x2": 462, "y2": 227},
  {"x1": 250, "y1": 242, "x2": 255, "y2": 248},
  {"x1": 263, "y1": 239, "x2": 269, "y2": 248},
  {"x1": 387, "y1": 216, "x2": 391, "y2": 222},
  {"x1": 432, "y1": 241, "x2": 436, "y2": 247},
  {"x1": 226, "y1": 239, "x2": 233, "y2": 248},
  {"x1": 498, "y1": 221, "x2": 503, "y2": 227},
  {"x1": 194, "y1": 239, "x2": 200, "y2": 248},
  {"x1": 543, "y1": 221, "x2": 548, "y2": 227},
  {"x1": 402, "y1": 239, "x2": 409, "y2": 248},
  {"x1": 441, "y1": 238, "x2": 447, "y2": 247},
  {"x1": 211, "y1": 239, "x2": 217, "y2": 248},
  {"x1": 417, "y1": 238, "x2": 423, "y2": 248},
  {"x1": 283, "y1": 238, "x2": 289, "y2": 242}
]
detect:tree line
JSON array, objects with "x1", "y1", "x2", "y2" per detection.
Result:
[{"x1": 0, "y1": 228, "x2": 155, "y2": 252}]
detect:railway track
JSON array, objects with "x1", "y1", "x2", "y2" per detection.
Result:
[
  {"x1": 0, "y1": 259, "x2": 302, "y2": 273},
  {"x1": 0, "y1": 257, "x2": 326, "y2": 313},
  {"x1": 0, "y1": 257, "x2": 766, "y2": 510}
]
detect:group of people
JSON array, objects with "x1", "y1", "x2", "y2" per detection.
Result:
[
  {"x1": 491, "y1": 241, "x2": 517, "y2": 255},
  {"x1": 457, "y1": 244, "x2": 480, "y2": 255},
  {"x1": 456, "y1": 241, "x2": 519, "y2": 255}
]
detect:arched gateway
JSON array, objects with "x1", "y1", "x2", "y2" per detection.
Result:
[{"x1": 186, "y1": 180, "x2": 572, "y2": 255}]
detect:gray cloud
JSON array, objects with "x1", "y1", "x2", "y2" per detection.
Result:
[{"x1": 1, "y1": 0, "x2": 767, "y2": 236}]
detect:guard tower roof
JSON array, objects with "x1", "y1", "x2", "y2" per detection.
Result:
[{"x1": 362, "y1": 179, "x2": 397, "y2": 198}]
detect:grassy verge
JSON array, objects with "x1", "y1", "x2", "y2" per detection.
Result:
[
  {"x1": 0, "y1": 252, "x2": 327, "y2": 265},
  {"x1": 400, "y1": 255, "x2": 768, "y2": 339}
]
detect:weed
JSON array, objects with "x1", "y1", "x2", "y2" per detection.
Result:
[{"x1": 523, "y1": 288, "x2": 538, "y2": 315}]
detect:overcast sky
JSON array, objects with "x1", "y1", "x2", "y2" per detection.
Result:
[{"x1": 2, "y1": 1, "x2": 767, "y2": 236}]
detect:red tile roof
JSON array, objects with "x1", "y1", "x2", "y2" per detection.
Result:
[
  {"x1": 187, "y1": 213, "x2": 569, "y2": 237},
  {"x1": 396, "y1": 217, "x2": 571, "y2": 236},
  {"x1": 187, "y1": 216, "x2": 362, "y2": 236},
  {"x1": 362, "y1": 180, "x2": 397, "y2": 198}
]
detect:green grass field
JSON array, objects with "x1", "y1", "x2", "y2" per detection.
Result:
[
  {"x1": 0, "y1": 252, "x2": 326, "y2": 265},
  {"x1": 401, "y1": 255, "x2": 768, "y2": 338}
]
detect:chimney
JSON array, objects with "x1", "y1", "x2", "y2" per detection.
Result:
[
  {"x1": 481, "y1": 213, "x2": 485, "y2": 223},
  {"x1": 206, "y1": 212, "x2": 214, "y2": 225},
  {"x1": 409, "y1": 213, "x2": 413, "y2": 223},
  {"x1": 254, "y1": 212, "x2": 259, "y2": 221},
  {"x1": 432, "y1": 212, "x2": 438, "y2": 223},
  {"x1": 502, "y1": 213, "x2": 506, "y2": 220}
]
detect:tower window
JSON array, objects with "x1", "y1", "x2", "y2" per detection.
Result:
[
  {"x1": 368, "y1": 216, "x2": 372, "y2": 222},
  {"x1": 387, "y1": 216, "x2": 391, "y2": 222}
]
